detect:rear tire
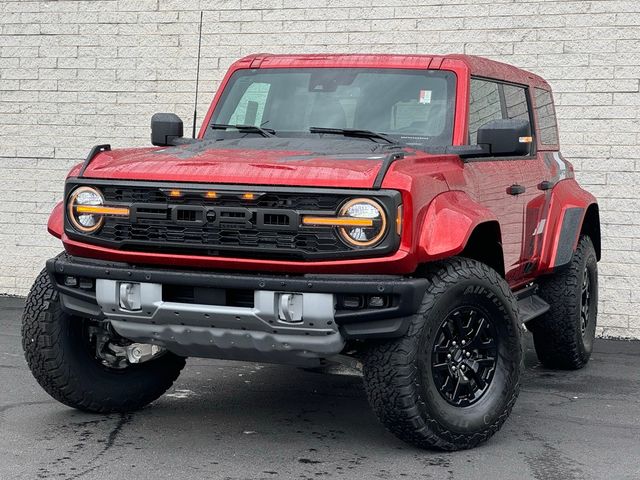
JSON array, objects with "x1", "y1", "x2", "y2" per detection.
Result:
[
  {"x1": 529, "y1": 235, "x2": 598, "y2": 370},
  {"x1": 22, "y1": 269, "x2": 186, "y2": 413},
  {"x1": 362, "y1": 258, "x2": 522, "y2": 451}
]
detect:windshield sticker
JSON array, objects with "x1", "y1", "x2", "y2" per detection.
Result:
[{"x1": 419, "y1": 90, "x2": 432, "y2": 104}]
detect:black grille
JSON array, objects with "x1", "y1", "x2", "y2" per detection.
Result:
[
  {"x1": 97, "y1": 186, "x2": 352, "y2": 258},
  {"x1": 100, "y1": 220, "x2": 347, "y2": 258},
  {"x1": 67, "y1": 182, "x2": 400, "y2": 261}
]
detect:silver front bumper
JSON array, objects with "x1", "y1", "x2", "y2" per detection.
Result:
[{"x1": 95, "y1": 279, "x2": 345, "y2": 365}]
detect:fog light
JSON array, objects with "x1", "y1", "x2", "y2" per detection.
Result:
[
  {"x1": 368, "y1": 296, "x2": 386, "y2": 308},
  {"x1": 64, "y1": 276, "x2": 77, "y2": 287},
  {"x1": 342, "y1": 295, "x2": 364, "y2": 309}
]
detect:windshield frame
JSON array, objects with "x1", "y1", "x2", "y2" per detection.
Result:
[{"x1": 203, "y1": 67, "x2": 458, "y2": 148}]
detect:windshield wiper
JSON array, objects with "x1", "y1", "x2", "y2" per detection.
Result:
[
  {"x1": 210, "y1": 123, "x2": 276, "y2": 138},
  {"x1": 309, "y1": 127, "x2": 398, "y2": 145}
]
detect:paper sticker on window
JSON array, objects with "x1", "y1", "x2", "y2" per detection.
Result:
[{"x1": 419, "y1": 90, "x2": 432, "y2": 104}]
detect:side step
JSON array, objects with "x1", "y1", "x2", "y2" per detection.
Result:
[{"x1": 515, "y1": 284, "x2": 550, "y2": 324}]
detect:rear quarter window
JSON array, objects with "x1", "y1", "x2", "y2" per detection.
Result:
[{"x1": 534, "y1": 88, "x2": 559, "y2": 145}]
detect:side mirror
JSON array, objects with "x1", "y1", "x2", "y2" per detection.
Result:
[
  {"x1": 151, "y1": 113, "x2": 184, "y2": 146},
  {"x1": 477, "y1": 118, "x2": 532, "y2": 157}
]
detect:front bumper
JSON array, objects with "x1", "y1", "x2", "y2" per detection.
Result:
[{"x1": 47, "y1": 253, "x2": 427, "y2": 365}]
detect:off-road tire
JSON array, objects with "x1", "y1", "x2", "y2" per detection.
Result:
[
  {"x1": 362, "y1": 258, "x2": 522, "y2": 451},
  {"x1": 529, "y1": 235, "x2": 598, "y2": 370},
  {"x1": 22, "y1": 269, "x2": 186, "y2": 413}
]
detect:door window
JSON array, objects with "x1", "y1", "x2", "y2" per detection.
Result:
[
  {"x1": 468, "y1": 79, "x2": 502, "y2": 145},
  {"x1": 469, "y1": 78, "x2": 532, "y2": 154},
  {"x1": 503, "y1": 84, "x2": 529, "y2": 122}
]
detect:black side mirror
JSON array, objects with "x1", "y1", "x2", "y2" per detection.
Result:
[
  {"x1": 477, "y1": 118, "x2": 532, "y2": 156},
  {"x1": 151, "y1": 113, "x2": 184, "y2": 146}
]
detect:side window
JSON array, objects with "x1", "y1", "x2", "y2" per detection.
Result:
[
  {"x1": 469, "y1": 78, "x2": 532, "y2": 155},
  {"x1": 228, "y1": 82, "x2": 271, "y2": 126},
  {"x1": 534, "y1": 88, "x2": 559, "y2": 145},
  {"x1": 503, "y1": 85, "x2": 529, "y2": 122},
  {"x1": 468, "y1": 79, "x2": 502, "y2": 145}
]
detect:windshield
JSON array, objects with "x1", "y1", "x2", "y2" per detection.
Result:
[{"x1": 205, "y1": 68, "x2": 456, "y2": 147}]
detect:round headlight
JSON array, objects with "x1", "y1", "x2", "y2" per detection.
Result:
[
  {"x1": 338, "y1": 198, "x2": 387, "y2": 247},
  {"x1": 67, "y1": 186, "x2": 104, "y2": 233}
]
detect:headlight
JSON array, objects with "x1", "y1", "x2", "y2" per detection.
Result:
[
  {"x1": 67, "y1": 186, "x2": 105, "y2": 233},
  {"x1": 338, "y1": 198, "x2": 387, "y2": 247}
]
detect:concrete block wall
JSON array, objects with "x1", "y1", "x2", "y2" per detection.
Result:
[{"x1": 0, "y1": 0, "x2": 638, "y2": 338}]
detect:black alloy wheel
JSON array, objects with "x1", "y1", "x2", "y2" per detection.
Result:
[{"x1": 431, "y1": 307, "x2": 498, "y2": 407}]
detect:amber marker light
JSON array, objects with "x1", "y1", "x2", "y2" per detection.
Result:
[
  {"x1": 302, "y1": 216, "x2": 375, "y2": 227},
  {"x1": 241, "y1": 193, "x2": 256, "y2": 200},
  {"x1": 75, "y1": 205, "x2": 130, "y2": 216},
  {"x1": 396, "y1": 205, "x2": 403, "y2": 235},
  {"x1": 519, "y1": 136, "x2": 533, "y2": 143},
  {"x1": 204, "y1": 191, "x2": 218, "y2": 199},
  {"x1": 168, "y1": 189, "x2": 182, "y2": 198}
]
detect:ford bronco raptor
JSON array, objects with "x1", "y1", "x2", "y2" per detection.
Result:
[{"x1": 22, "y1": 54, "x2": 600, "y2": 451}]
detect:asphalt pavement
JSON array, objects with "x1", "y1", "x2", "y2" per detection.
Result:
[{"x1": 1, "y1": 295, "x2": 639, "y2": 480}]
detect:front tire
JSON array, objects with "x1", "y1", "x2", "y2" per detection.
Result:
[
  {"x1": 529, "y1": 235, "x2": 598, "y2": 370},
  {"x1": 22, "y1": 269, "x2": 186, "y2": 413},
  {"x1": 363, "y1": 258, "x2": 522, "y2": 451}
]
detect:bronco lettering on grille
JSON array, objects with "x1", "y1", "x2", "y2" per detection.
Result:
[{"x1": 130, "y1": 204, "x2": 300, "y2": 232}]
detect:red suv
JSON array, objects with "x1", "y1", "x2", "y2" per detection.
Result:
[{"x1": 23, "y1": 54, "x2": 600, "y2": 450}]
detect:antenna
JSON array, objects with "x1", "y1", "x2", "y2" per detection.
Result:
[{"x1": 192, "y1": 11, "x2": 204, "y2": 139}]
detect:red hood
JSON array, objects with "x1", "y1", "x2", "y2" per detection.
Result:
[{"x1": 71, "y1": 142, "x2": 400, "y2": 188}]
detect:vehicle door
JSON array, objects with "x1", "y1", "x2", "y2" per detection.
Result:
[
  {"x1": 461, "y1": 78, "x2": 531, "y2": 283},
  {"x1": 517, "y1": 87, "x2": 562, "y2": 276}
]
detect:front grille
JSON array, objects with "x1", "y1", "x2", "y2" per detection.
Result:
[
  {"x1": 100, "y1": 220, "x2": 346, "y2": 258},
  {"x1": 67, "y1": 182, "x2": 400, "y2": 261}
]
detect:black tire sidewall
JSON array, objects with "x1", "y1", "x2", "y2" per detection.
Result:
[
  {"x1": 578, "y1": 244, "x2": 598, "y2": 357},
  {"x1": 415, "y1": 278, "x2": 521, "y2": 434},
  {"x1": 23, "y1": 270, "x2": 185, "y2": 412}
]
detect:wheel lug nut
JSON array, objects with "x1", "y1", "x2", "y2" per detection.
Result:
[
  {"x1": 452, "y1": 341, "x2": 457, "y2": 346},
  {"x1": 461, "y1": 340, "x2": 466, "y2": 346},
  {"x1": 447, "y1": 354, "x2": 452, "y2": 359},
  {"x1": 452, "y1": 366, "x2": 456, "y2": 371},
  {"x1": 466, "y1": 352, "x2": 471, "y2": 357}
]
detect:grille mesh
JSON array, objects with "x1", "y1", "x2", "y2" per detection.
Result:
[{"x1": 98, "y1": 186, "x2": 352, "y2": 258}]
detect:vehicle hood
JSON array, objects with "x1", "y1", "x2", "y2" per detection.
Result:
[{"x1": 72, "y1": 138, "x2": 407, "y2": 188}]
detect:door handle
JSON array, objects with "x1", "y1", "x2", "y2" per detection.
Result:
[
  {"x1": 506, "y1": 184, "x2": 526, "y2": 195},
  {"x1": 538, "y1": 180, "x2": 555, "y2": 191}
]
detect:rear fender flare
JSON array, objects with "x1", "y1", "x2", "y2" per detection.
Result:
[
  {"x1": 538, "y1": 179, "x2": 599, "y2": 272},
  {"x1": 416, "y1": 191, "x2": 499, "y2": 261}
]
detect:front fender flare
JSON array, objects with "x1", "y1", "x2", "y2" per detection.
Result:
[
  {"x1": 47, "y1": 201, "x2": 64, "y2": 239},
  {"x1": 416, "y1": 191, "x2": 499, "y2": 261}
]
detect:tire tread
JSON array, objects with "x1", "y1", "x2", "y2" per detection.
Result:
[
  {"x1": 362, "y1": 257, "x2": 521, "y2": 451},
  {"x1": 22, "y1": 270, "x2": 185, "y2": 413}
]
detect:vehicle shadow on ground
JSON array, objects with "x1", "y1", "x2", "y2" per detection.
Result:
[
  {"x1": 35, "y1": 346, "x2": 541, "y2": 448},
  {"x1": 5, "y1": 311, "x2": 640, "y2": 480}
]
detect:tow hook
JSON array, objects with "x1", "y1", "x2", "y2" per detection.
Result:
[
  {"x1": 90, "y1": 322, "x2": 165, "y2": 368},
  {"x1": 126, "y1": 343, "x2": 163, "y2": 364},
  {"x1": 278, "y1": 293, "x2": 304, "y2": 323}
]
